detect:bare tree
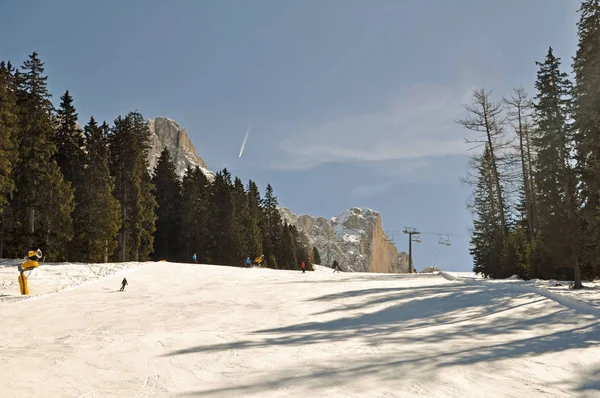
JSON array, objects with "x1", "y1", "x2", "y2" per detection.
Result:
[
  {"x1": 458, "y1": 88, "x2": 510, "y2": 241},
  {"x1": 504, "y1": 87, "x2": 537, "y2": 236}
]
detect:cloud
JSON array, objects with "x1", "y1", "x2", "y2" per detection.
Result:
[
  {"x1": 351, "y1": 182, "x2": 391, "y2": 198},
  {"x1": 349, "y1": 154, "x2": 471, "y2": 198},
  {"x1": 269, "y1": 81, "x2": 475, "y2": 171}
]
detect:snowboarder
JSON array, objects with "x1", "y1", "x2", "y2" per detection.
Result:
[
  {"x1": 301, "y1": 261, "x2": 306, "y2": 273},
  {"x1": 192, "y1": 253, "x2": 197, "y2": 263},
  {"x1": 119, "y1": 277, "x2": 128, "y2": 291}
]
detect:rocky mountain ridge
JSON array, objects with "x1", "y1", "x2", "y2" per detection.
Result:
[
  {"x1": 279, "y1": 207, "x2": 410, "y2": 273},
  {"x1": 146, "y1": 117, "x2": 214, "y2": 180}
]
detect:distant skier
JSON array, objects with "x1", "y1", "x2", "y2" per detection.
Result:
[
  {"x1": 301, "y1": 261, "x2": 306, "y2": 273},
  {"x1": 333, "y1": 264, "x2": 341, "y2": 273},
  {"x1": 192, "y1": 253, "x2": 197, "y2": 263},
  {"x1": 246, "y1": 257, "x2": 251, "y2": 267},
  {"x1": 119, "y1": 277, "x2": 128, "y2": 291}
]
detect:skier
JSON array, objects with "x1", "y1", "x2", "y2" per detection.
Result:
[
  {"x1": 245, "y1": 257, "x2": 251, "y2": 267},
  {"x1": 192, "y1": 253, "x2": 197, "y2": 263},
  {"x1": 333, "y1": 264, "x2": 341, "y2": 273},
  {"x1": 301, "y1": 261, "x2": 306, "y2": 273},
  {"x1": 119, "y1": 277, "x2": 128, "y2": 291}
]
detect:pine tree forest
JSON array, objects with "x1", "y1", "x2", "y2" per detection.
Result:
[
  {"x1": 460, "y1": 1, "x2": 600, "y2": 287},
  {"x1": 0, "y1": 52, "x2": 313, "y2": 271}
]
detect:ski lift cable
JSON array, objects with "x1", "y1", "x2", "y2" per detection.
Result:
[{"x1": 386, "y1": 230, "x2": 466, "y2": 237}]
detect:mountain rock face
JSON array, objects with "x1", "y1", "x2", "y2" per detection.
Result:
[
  {"x1": 146, "y1": 117, "x2": 215, "y2": 180},
  {"x1": 279, "y1": 207, "x2": 410, "y2": 273}
]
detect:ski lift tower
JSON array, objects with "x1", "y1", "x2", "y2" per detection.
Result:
[{"x1": 403, "y1": 227, "x2": 420, "y2": 274}]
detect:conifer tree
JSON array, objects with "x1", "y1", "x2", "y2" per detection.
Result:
[
  {"x1": 232, "y1": 177, "x2": 249, "y2": 260},
  {"x1": 207, "y1": 171, "x2": 239, "y2": 265},
  {"x1": 262, "y1": 183, "x2": 283, "y2": 267},
  {"x1": 53, "y1": 90, "x2": 85, "y2": 184},
  {"x1": 108, "y1": 111, "x2": 157, "y2": 261},
  {"x1": 151, "y1": 148, "x2": 182, "y2": 261},
  {"x1": 0, "y1": 61, "x2": 19, "y2": 256},
  {"x1": 13, "y1": 52, "x2": 74, "y2": 257},
  {"x1": 53, "y1": 90, "x2": 90, "y2": 260},
  {"x1": 247, "y1": 180, "x2": 265, "y2": 256},
  {"x1": 0, "y1": 62, "x2": 18, "y2": 216},
  {"x1": 312, "y1": 247, "x2": 322, "y2": 264},
  {"x1": 468, "y1": 146, "x2": 505, "y2": 278},
  {"x1": 280, "y1": 222, "x2": 298, "y2": 269},
  {"x1": 74, "y1": 117, "x2": 121, "y2": 262},
  {"x1": 532, "y1": 47, "x2": 579, "y2": 283},
  {"x1": 180, "y1": 166, "x2": 211, "y2": 262},
  {"x1": 573, "y1": 0, "x2": 600, "y2": 283}
]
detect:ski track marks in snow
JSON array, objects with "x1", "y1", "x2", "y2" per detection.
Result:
[{"x1": 1, "y1": 262, "x2": 600, "y2": 397}]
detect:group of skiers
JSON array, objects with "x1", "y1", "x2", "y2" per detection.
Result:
[{"x1": 16, "y1": 247, "x2": 341, "y2": 296}]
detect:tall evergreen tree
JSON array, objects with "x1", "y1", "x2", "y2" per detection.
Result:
[
  {"x1": 312, "y1": 247, "x2": 322, "y2": 264},
  {"x1": 573, "y1": 0, "x2": 600, "y2": 283},
  {"x1": 0, "y1": 62, "x2": 18, "y2": 216},
  {"x1": 53, "y1": 90, "x2": 89, "y2": 260},
  {"x1": 75, "y1": 117, "x2": 121, "y2": 262},
  {"x1": 262, "y1": 183, "x2": 283, "y2": 267},
  {"x1": 247, "y1": 180, "x2": 265, "y2": 256},
  {"x1": 180, "y1": 166, "x2": 211, "y2": 262},
  {"x1": 53, "y1": 90, "x2": 85, "y2": 184},
  {"x1": 0, "y1": 61, "x2": 19, "y2": 256},
  {"x1": 151, "y1": 148, "x2": 182, "y2": 261},
  {"x1": 108, "y1": 111, "x2": 157, "y2": 261},
  {"x1": 207, "y1": 171, "x2": 238, "y2": 265},
  {"x1": 468, "y1": 146, "x2": 505, "y2": 277},
  {"x1": 13, "y1": 52, "x2": 74, "y2": 257},
  {"x1": 232, "y1": 177, "x2": 249, "y2": 260},
  {"x1": 280, "y1": 222, "x2": 298, "y2": 269},
  {"x1": 532, "y1": 47, "x2": 580, "y2": 283}
]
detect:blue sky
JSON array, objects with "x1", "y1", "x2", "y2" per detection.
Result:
[{"x1": 1, "y1": 0, "x2": 580, "y2": 271}]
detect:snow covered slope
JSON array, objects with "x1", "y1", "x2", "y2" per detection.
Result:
[
  {"x1": 2, "y1": 261, "x2": 600, "y2": 397},
  {"x1": 280, "y1": 207, "x2": 409, "y2": 273}
]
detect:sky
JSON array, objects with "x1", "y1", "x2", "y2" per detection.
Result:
[{"x1": 1, "y1": 0, "x2": 581, "y2": 271}]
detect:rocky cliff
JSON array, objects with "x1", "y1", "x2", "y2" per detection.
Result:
[
  {"x1": 146, "y1": 117, "x2": 215, "y2": 180},
  {"x1": 279, "y1": 207, "x2": 410, "y2": 273}
]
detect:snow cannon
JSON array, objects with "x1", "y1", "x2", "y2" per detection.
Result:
[{"x1": 18, "y1": 249, "x2": 41, "y2": 295}]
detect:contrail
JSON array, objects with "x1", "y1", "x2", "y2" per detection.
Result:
[{"x1": 238, "y1": 123, "x2": 251, "y2": 158}]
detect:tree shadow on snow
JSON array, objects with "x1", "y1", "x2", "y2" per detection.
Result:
[
  {"x1": 164, "y1": 281, "x2": 600, "y2": 397},
  {"x1": 575, "y1": 366, "x2": 600, "y2": 398}
]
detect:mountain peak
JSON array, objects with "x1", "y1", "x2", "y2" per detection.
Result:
[
  {"x1": 280, "y1": 207, "x2": 409, "y2": 273},
  {"x1": 146, "y1": 117, "x2": 215, "y2": 181}
]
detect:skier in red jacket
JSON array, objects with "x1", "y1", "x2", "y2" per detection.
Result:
[{"x1": 301, "y1": 262, "x2": 306, "y2": 273}]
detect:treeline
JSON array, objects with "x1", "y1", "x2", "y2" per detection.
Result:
[
  {"x1": 459, "y1": 0, "x2": 600, "y2": 287},
  {"x1": 0, "y1": 52, "x2": 312, "y2": 270}
]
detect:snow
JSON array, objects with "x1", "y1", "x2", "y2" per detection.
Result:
[{"x1": 2, "y1": 261, "x2": 600, "y2": 397}]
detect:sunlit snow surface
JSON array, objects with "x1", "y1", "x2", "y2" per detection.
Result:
[{"x1": 1, "y1": 261, "x2": 600, "y2": 397}]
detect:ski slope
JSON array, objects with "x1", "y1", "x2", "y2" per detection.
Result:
[{"x1": 1, "y1": 262, "x2": 600, "y2": 397}]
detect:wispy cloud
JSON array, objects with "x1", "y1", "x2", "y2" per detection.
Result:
[
  {"x1": 269, "y1": 81, "x2": 475, "y2": 171},
  {"x1": 351, "y1": 182, "x2": 391, "y2": 198},
  {"x1": 350, "y1": 155, "x2": 471, "y2": 198}
]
